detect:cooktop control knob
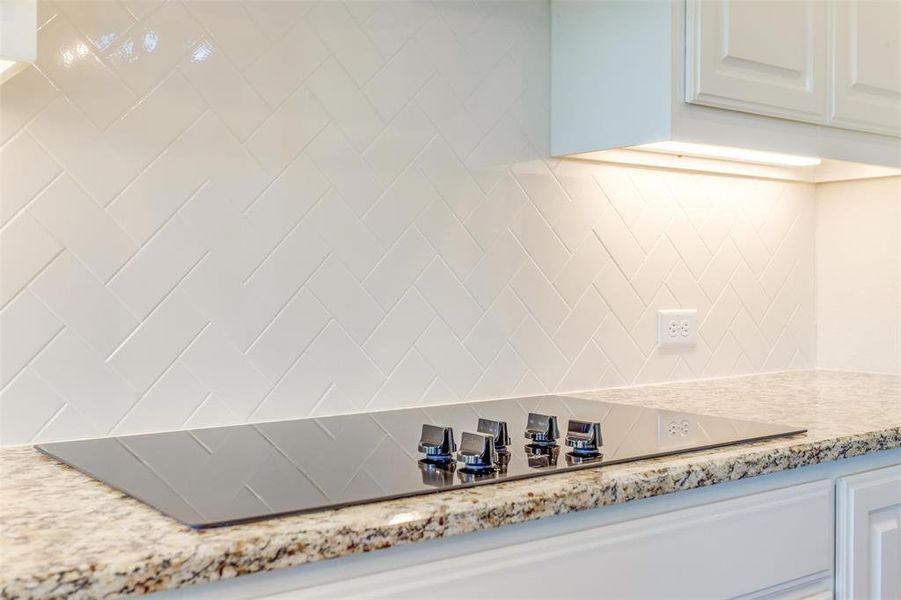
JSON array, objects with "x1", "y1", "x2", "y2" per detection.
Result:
[
  {"x1": 456, "y1": 432, "x2": 498, "y2": 472},
  {"x1": 477, "y1": 418, "x2": 510, "y2": 453},
  {"x1": 565, "y1": 420, "x2": 603, "y2": 456},
  {"x1": 418, "y1": 424, "x2": 456, "y2": 462},
  {"x1": 525, "y1": 413, "x2": 559, "y2": 446}
]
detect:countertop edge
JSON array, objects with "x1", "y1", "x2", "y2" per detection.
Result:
[{"x1": 5, "y1": 425, "x2": 899, "y2": 599}]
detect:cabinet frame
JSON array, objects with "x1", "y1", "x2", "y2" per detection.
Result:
[
  {"x1": 685, "y1": 0, "x2": 828, "y2": 125},
  {"x1": 835, "y1": 464, "x2": 901, "y2": 600}
]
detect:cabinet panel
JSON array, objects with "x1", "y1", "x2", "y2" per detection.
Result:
[
  {"x1": 283, "y1": 481, "x2": 832, "y2": 600},
  {"x1": 686, "y1": 0, "x2": 827, "y2": 123},
  {"x1": 830, "y1": 0, "x2": 901, "y2": 137},
  {"x1": 836, "y1": 464, "x2": 901, "y2": 600}
]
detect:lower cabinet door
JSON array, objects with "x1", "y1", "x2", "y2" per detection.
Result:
[
  {"x1": 284, "y1": 480, "x2": 833, "y2": 600},
  {"x1": 836, "y1": 464, "x2": 901, "y2": 600}
]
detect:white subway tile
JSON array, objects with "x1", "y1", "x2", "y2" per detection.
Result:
[
  {"x1": 554, "y1": 287, "x2": 607, "y2": 362},
  {"x1": 363, "y1": 226, "x2": 435, "y2": 310},
  {"x1": 415, "y1": 76, "x2": 483, "y2": 161},
  {"x1": 630, "y1": 237, "x2": 679, "y2": 305},
  {"x1": 416, "y1": 138, "x2": 483, "y2": 221},
  {"x1": 108, "y1": 290, "x2": 207, "y2": 393},
  {"x1": 31, "y1": 330, "x2": 138, "y2": 432},
  {"x1": 105, "y1": 72, "x2": 206, "y2": 177},
  {"x1": 510, "y1": 203, "x2": 569, "y2": 280},
  {"x1": 35, "y1": 17, "x2": 137, "y2": 129},
  {"x1": 108, "y1": 215, "x2": 206, "y2": 318},
  {"x1": 415, "y1": 319, "x2": 481, "y2": 398},
  {"x1": 247, "y1": 290, "x2": 329, "y2": 382},
  {"x1": 466, "y1": 230, "x2": 527, "y2": 309},
  {"x1": 104, "y1": 2, "x2": 203, "y2": 96},
  {"x1": 306, "y1": 124, "x2": 384, "y2": 217},
  {"x1": 0, "y1": 291, "x2": 62, "y2": 388},
  {"x1": 306, "y1": 1, "x2": 384, "y2": 86},
  {"x1": 0, "y1": 212, "x2": 61, "y2": 306},
  {"x1": 309, "y1": 256, "x2": 384, "y2": 344},
  {"x1": 363, "y1": 288, "x2": 434, "y2": 373},
  {"x1": 29, "y1": 176, "x2": 137, "y2": 282},
  {"x1": 306, "y1": 190, "x2": 384, "y2": 279},
  {"x1": 464, "y1": 173, "x2": 528, "y2": 250},
  {"x1": 553, "y1": 233, "x2": 609, "y2": 308},
  {"x1": 464, "y1": 288, "x2": 527, "y2": 367},
  {"x1": 246, "y1": 85, "x2": 330, "y2": 176},
  {"x1": 246, "y1": 153, "x2": 328, "y2": 244},
  {"x1": 364, "y1": 103, "x2": 434, "y2": 187},
  {"x1": 593, "y1": 315, "x2": 645, "y2": 383},
  {"x1": 183, "y1": 1, "x2": 268, "y2": 71},
  {"x1": 27, "y1": 97, "x2": 134, "y2": 205},
  {"x1": 368, "y1": 350, "x2": 435, "y2": 410},
  {"x1": 30, "y1": 253, "x2": 138, "y2": 356},
  {"x1": 415, "y1": 196, "x2": 482, "y2": 279},
  {"x1": 0, "y1": 132, "x2": 60, "y2": 227},
  {"x1": 258, "y1": 322, "x2": 384, "y2": 421},
  {"x1": 0, "y1": 67, "x2": 58, "y2": 146},
  {"x1": 179, "y1": 38, "x2": 269, "y2": 141},
  {"x1": 510, "y1": 259, "x2": 569, "y2": 335},
  {"x1": 307, "y1": 57, "x2": 382, "y2": 150},
  {"x1": 56, "y1": 0, "x2": 135, "y2": 52},
  {"x1": 364, "y1": 168, "x2": 438, "y2": 247},
  {"x1": 510, "y1": 316, "x2": 568, "y2": 389},
  {"x1": 244, "y1": 17, "x2": 328, "y2": 108},
  {"x1": 558, "y1": 341, "x2": 610, "y2": 393},
  {"x1": 469, "y1": 344, "x2": 528, "y2": 400},
  {"x1": 113, "y1": 362, "x2": 208, "y2": 435},
  {"x1": 0, "y1": 368, "x2": 65, "y2": 445},
  {"x1": 181, "y1": 325, "x2": 270, "y2": 419},
  {"x1": 365, "y1": 37, "x2": 432, "y2": 122},
  {"x1": 416, "y1": 258, "x2": 481, "y2": 340}
]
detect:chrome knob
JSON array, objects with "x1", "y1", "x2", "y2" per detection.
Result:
[
  {"x1": 456, "y1": 432, "x2": 498, "y2": 472},
  {"x1": 477, "y1": 418, "x2": 510, "y2": 453},
  {"x1": 418, "y1": 424, "x2": 456, "y2": 462},
  {"x1": 565, "y1": 420, "x2": 603, "y2": 456},
  {"x1": 525, "y1": 413, "x2": 559, "y2": 446}
]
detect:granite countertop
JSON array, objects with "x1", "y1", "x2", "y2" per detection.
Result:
[{"x1": 2, "y1": 370, "x2": 899, "y2": 599}]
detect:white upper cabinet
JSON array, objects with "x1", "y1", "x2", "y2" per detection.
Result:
[
  {"x1": 831, "y1": 0, "x2": 901, "y2": 137},
  {"x1": 686, "y1": 0, "x2": 828, "y2": 124},
  {"x1": 685, "y1": 0, "x2": 901, "y2": 136},
  {"x1": 551, "y1": 0, "x2": 901, "y2": 174}
]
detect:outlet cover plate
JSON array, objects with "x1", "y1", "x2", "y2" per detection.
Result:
[{"x1": 657, "y1": 309, "x2": 697, "y2": 348}]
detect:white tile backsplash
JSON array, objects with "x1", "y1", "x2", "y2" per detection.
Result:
[
  {"x1": 0, "y1": 0, "x2": 818, "y2": 445},
  {"x1": 817, "y1": 177, "x2": 901, "y2": 374}
]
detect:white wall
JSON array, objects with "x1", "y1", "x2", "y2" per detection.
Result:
[
  {"x1": 816, "y1": 177, "x2": 901, "y2": 374},
  {"x1": 0, "y1": 0, "x2": 817, "y2": 445}
]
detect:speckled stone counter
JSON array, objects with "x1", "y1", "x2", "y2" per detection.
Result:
[{"x1": 2, "y1": 370, "x2": 899, "y2": 599}]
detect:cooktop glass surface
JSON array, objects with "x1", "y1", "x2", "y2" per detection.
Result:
[{"x1": 37, "y1": 395, "x2": 805, "y2": 528}]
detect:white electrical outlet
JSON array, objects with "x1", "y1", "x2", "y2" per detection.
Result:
[
  {"x1": 657, "y1": 412, "x2": 699, "y2": 449},
  {"x1": 657, "y1": 309, "x2": 697, "y2": 348}
]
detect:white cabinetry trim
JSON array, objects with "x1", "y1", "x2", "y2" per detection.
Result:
[
  {"x1": 829, "y1": 0, "x2": 901, "y2": 137},
  {"x1": 836, "y1": 464, "x2": 901, "y2": 600},
  {"x1": 685, "y1": 0, "x2": 828, "y2": 124}
]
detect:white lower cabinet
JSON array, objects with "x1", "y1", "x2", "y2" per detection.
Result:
[
  {"x1": 274, "y1": 481, "x2": 834, "y2": 600},
  {"x1": 836, "y1": 465, "x2": 901, "y2": 600}
]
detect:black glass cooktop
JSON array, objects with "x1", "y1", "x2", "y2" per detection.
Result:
[{"x1": 36, "y1": 395, "x2": 805, "y2": 528}]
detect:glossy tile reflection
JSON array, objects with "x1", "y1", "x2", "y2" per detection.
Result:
[{"x1": 37, "y1": 394, "x2": 805, "y2": 528}]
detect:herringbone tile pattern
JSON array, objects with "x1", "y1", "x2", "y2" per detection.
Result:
[{"x1": 0, "y1": 0, "x2": 815, "y2": 445}]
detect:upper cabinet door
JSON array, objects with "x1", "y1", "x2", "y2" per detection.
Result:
[
  {"x1": 830, "y1": 0, "x2": 901, "y2": 137},
  {"x1": 686, "y1": 0, "x2": 827, "y2": 124}
]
